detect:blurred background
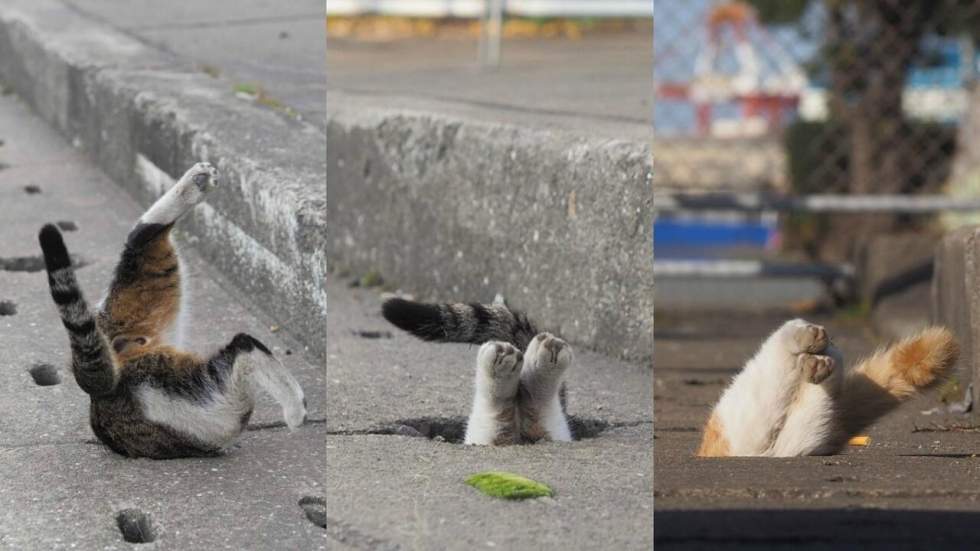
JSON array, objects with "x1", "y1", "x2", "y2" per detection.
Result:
[{"x1": 655, "y1": 0, "x2": 980, "y2": 323}]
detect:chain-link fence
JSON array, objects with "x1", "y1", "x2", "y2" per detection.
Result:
[{"x1": 655, "y1": 0, "x2": 980, "y2": 267}]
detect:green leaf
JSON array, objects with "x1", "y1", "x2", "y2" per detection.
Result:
[{"x1": 465, "y1": 471, "x2": 554, "y2": 500}]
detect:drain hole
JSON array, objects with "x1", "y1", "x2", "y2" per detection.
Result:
[
  {"x1": 298, "y1": 496, "x2": 326, "y2": 528},
  {"x1": 23, "y1": 185, "x2": 40, "y2": 194},
  {"x1": 28, "y1": 363, "x2": 61, "y2": 386},
  {"x1": 568, "y1": 416, "x2": 610, "y2": 440},
  {"x1": 374, "y1": 416, "x2": 610, "y2": 444},
  {"x1": 115, "y1": 509, "x2": 156, "y2": 543},
  {"x1": 0, "y1": 301, "x2": 16, "y2": 315},
  {"x1": 376, "y1": 417, "x2": 467, "y2": 443},
  {"x1": 0, "y1": 255, "x2": 86, "y2": 272},
  {"x1": 56, "y1": 220, "x2": 78, "y2": 232},
  {"x1": 352, "y1": 329, "x2": 392, "y2": 339}
]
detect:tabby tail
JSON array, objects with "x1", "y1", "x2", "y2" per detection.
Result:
[
  {"x1": 39, "y1": 224, "x2": 117, "y2": 396},
  {"x1": 382, "y1": 297, "x2": 539, "y2": 351}
]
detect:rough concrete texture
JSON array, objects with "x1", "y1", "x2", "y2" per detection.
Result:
[
  {"x1": 327, "y1": 30, "x2": 653, "y2": 363},
  {"x1": 933, "y1": 227, "x2": 980, "y2": 412},
  {"x1": 655, "y1": 310, "x2": 980, "y2": 549},
  {"x1": 327, "y1": 91, "x2": 653, "y2": 362},
  {"x1": 0, "y1": 0, "x2": 327, "y2": 358},
  {"x1": 0, "y1": 91, "x2": 325, "y2": 547},
  {"x1": 325, "y1": 276, "x2": 653, "y2": 549}
]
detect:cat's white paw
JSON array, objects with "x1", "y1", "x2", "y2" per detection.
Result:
[
  {"x1": 798, "y1": 353, "x2": 835, "y2": 385},
  {"x1": 524, "y1": 332, "x2": 572, "y2": 373},
  {"x1": 283, "y1": 395, "x2": 307, "y2": 430},
  {"x1": 477, "y1": 341, "x2": 522, "y2": 399},
  {"x1": 781, "y1": 319, "x2": 828, "y2": 355},
  {"x1": 174, "y1": 162, "x2": 219, "y2": 206}
]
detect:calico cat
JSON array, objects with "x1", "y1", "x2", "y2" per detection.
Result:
[
  {"x1": 39, "y1": 162, "x2": 306, "y2": 459},
  {"x1": 697, "y1": 319, "x2": 958, "y2": 457},
  {"x1": 382, "y1": 298, "x2": 573, "y2": 445}
]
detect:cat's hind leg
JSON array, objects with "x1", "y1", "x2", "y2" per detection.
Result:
[
  {"x1": 463, "y1": 342, "x2": 522, "y2": 445},
  {"x1": 137, "y1": 334, "x2": 305, "y2": 451},
  {"x1": 706, "y1": 319, "x2": 828, "y2": 456},
  {"x1": 518, "y1": 332, "x2": 573, "y2": 443},
  {"x1": 100, "y1": 163, "x2": 218, "y2": 353},
  {"x1": 770, "y1": 345, "x2": 844, "y2": 456}
]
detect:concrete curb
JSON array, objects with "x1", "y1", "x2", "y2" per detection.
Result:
[
  {"x1": 327, "y1": 91, "x2": 653, "y2": 362},
  {"x1": 932, "y1": 226, "x2": 978, "y2": 408},
  {"x1": 0, "y1": 0, "x2": 326, "y2": 358}
]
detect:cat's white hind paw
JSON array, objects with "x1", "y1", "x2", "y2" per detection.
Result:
[
  {"x1": 798, "y1": 354, "x2": 835, "y2": 385},
  {"x1": 781, "y1": 320, "x2": 828, "y2": 355},
  {"x1": 283, "y1": 396, "x2": 307, "y2": 430},
  {"x1": 523, "y1": 333, "x2": 573, "y2": 376},
  {"x1": 140, "y1": 162, "x2": 219, "y2": 225},
  {"x1": 477, "y1": 341, "x2": 522, "y2": 399},
  {"x1": 175, "y1": 162, "x2": 219, "y2": 205}
]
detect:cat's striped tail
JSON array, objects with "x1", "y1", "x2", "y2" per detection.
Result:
[
  {"x1": 837, "y1": 326, "x2": 959, "y2": 441},
  {"x1": 382, "y1": 297, "x2": 539, "y2": 351},
  {"x1": 38, "y1": 224, "x2": 118, "y2": 396}
]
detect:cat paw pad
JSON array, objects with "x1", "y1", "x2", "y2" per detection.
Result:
[{"x1": 798, "y1": 354, "x2": 835, "y2": 384}]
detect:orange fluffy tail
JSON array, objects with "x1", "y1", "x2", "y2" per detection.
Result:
[{"x1": 837, "y1": 327, "x2": 959, "y2": 443}]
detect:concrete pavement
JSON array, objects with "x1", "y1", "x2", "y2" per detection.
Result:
[
  {"x1": 0, "y1": 85, "x2": 325, "y2": 548},
  {"x1": 325, "y1": 275, "x2": 653, "y2": 549},
  {"x1": 655, "y1": 310, "x2": 980, "y2": 549}
]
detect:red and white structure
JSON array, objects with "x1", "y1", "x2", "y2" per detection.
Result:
[{"x1": 658, "y1": 1, "x2": 806, "y2": 137}]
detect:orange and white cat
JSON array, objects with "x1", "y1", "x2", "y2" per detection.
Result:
[{"x1": 697, "y1": 319, "x2": 958, "y2": 457}]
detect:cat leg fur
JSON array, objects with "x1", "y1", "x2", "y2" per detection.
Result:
[
  {"x1": 518, "y1": 332, "x2": 573, "y2": 442},
  {"x1": 464, "y1": 342, "x2": 522, "y2": 445},
  {"x1": 703, "y1": 319, "x2": 828, "y2": 456}
]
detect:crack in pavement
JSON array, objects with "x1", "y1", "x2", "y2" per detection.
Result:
[{"x1": 325, "y1": 419, "x2": 653, "y2": 437}]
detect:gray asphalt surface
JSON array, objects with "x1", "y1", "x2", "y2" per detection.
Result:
[
  {"x1": 0, "y1": 86, "x2": 326, "y2": 548},
  {"x1": 655, "y1": 310, "x2": 980, "y2": 549},
  {"x1": 325, "y1": 276, "x2": 654, "y2": 549}
]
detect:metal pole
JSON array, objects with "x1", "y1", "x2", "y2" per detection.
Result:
[{"x1": 479, "y1": 0, "x2": 502, "y2": 68}]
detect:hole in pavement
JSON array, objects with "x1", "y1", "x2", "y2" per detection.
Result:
[
  {"x1": 376, "y1": 417, "x2": 467, "y2": 443},
  {"x1": 568, "y1": 416, "x2": 611, "y2": 440},
  {"x1": 352, "y1": 329, "x2": 392, "y2": 339},
  {"x1": 115, "y1": 509, "x2": 157, "y2": 544},
  {"x1": 28, "y1": 363, "x2": 61, "y2": 386},
  {"x1": 0, "y1": 255, "x2": 87, "y2": 272},
  {"x1": 0, "y1": 301, "x2": 16, "y2": 315},
  {"x1": 23, "y1": 185, "x2": 40, "y2": 194},
  {"x1": 298, "y1": 496, "x2": 326, "y2": 528},
  {"x1": 56, "y1": 220, "x2": 78, "y2": 232},
  {"x1": 374, "y1": 416, "x2": 610, "y2": 444}
]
